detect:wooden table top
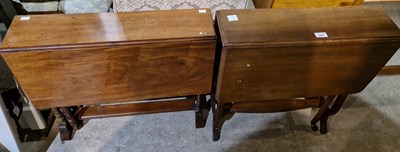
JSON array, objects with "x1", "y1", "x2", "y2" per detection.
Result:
[
  {"x1": 1, "y1": 9, "x2": 215, "y2": 52},
  {"x1": 216, "y1": 7, "x2": 400, "y2": 46},
  {"x1": 0, "y1": 9, "x2": 217, "y2": 108},
  {"x1": 215, "y1": 7, "x2": 400, "y2": 103}
]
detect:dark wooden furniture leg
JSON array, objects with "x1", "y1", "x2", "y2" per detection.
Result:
[
  {"x1": 212, "y1": 99, "x2": 234, "y2": 141},
  {"x1": 311, "y1": 96, "x2": 335, "y2": 131},
  {"x1": 212, "y1": 101, "x2": 224, "y2": 141},
  {"x1": 54, "y1": 107, "x2": 83, "y2": 141},
  {"x1": 58, "y1": 121, "x2": 71, "y2": 141},
  {"x1": 195, "y1": 94, "x2": 210, "y2": 128},
  {"x1": 328, "y1": 95, "x2": 348, "y2": 115},
  {"x1": 53, "y1": 108, "x2": 72, "y2": 141},
  {"x1": 311, "y1": 95, "x2": 348, "y2": 134},
  {"x1": 60, "y1": 107, "x2": 78, "y2": 129},
  {"x1": 319, "y1": 112, "x2": 330, "y2": 134}
]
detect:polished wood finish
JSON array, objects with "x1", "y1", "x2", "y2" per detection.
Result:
[
  {"x1": 1, "y1": 10, "x2": 216, "y2": 141},
  {"x1": 365, "y1": 1, "x2": 400, "y2": 76},
  {"x1": 1, "y1": 10, "x2": 216, "y2": 108},
  {"x1": 1, "y1": 10, "x2": 215, "y2": 50},
  {"x1": 80, "y1": 98, "x2": 194, "y2": 120},
  {"x1": 272, "y1": 0, "x2": 363, "y2": 8},
  {"x1": 230, "y1": 98, "x2": 321, "y2": 113},
  {"x1": 365, "y1": 0, "x2": 400, "y2": 2},
  {"x1": 216, "y1": 7, "x2": 400, "y2": 104},
  {"x1": 2, "y1": 41, "x2": 215, "y2": 108},
  {"x1": 213, "y1": 7, "x2": 400, "y2": 140},
  {"x1": 252, "y1": 0, "x2": 364, "y2": 8},
  {"x1": 378, "y1": 65, "x2": 400, "y2": 75},
  {"x1": 217, "y1": 8, "x2": 399, "y2": 47},
  {"x1": 217, "y1": 42, "x2": 398, "y2": 103},
  {"x1": 252, "y1": 0, "x2": 274, "y2": 8}
]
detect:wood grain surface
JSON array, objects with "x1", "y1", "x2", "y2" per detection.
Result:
[
  {"x1": 79, "y1": 98, "x2": 194, "y2": 120},
  {"x1": 1, "y1": 10, "x2": 216, "y2": 108},
  {"x1": 378, "y1": 65, "x2": 400, "y2": 75},
  {"x1": 215, "y1": 7, "x2": 400, "y2": 103},
  {"x1": 216, "y1": 7, "x2": 400, "y2": 45},
  {"x1": 2, "y1": 41, "x2": 216, "y2": 108},
  {"x1": 252, "y1": 0, "x2": 274, "y2": 8},
  {"x1": 272, "y1": 0, "x2": 364, "y2": 8},
  {"x1": 230, "y1": 98, "x2": 321, "y2": 113},
  {"x1": 1, "y1": 9, "x2": 215, "y2": 52}
]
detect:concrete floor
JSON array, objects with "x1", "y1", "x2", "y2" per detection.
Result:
[{"x1": 1, "y1": 1, "x2": 400, "y2": 152}]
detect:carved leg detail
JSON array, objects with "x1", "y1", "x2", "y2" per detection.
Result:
[
  {"x1": 195, "y1": 95, "x2": 210, "y2": 128},
  {"x1": 60, "y1": 107, "x2": 78, "y2": 129}
]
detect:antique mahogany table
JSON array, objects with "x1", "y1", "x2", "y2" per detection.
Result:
[
  {"x1": 213, "y1": 7, "x2": 400, "y2": 140},
  {"x1": 0, "y1": 9, "x2": 216, "y2": 140}
]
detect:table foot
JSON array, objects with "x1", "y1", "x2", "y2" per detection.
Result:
[
  {"x1": 195, "y1": 95, "x2": 209, "y2": 128},
  {"x1": 58, "y1": 121, "x2": 71, "y2": 141}
]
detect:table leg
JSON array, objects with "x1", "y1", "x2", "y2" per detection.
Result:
[
  {"x1": 195, "y1": 94, "x2": 209, "y2": 128},
  {"x1": 310, "y1": 94, "x2": 348, "y2": 134},
  {"x1": 52, "y1": 108, "x2": 62, "y2": 119},
  {"x1": 58, "y1": 120, "x2": 71, "y2": 141},
  {"x1": 328, "y1": 95, "x2": 348, "y2": 115},
  {"x1": 212, "y1": 101, "x2": 224, "y2": 141},
  {"x1": 212, "y1": 99, "x2": 234, "y2": 141},
  {"x1": 311, "y1": 96, "x2": 335, "y2": 131},
  {"x1": 60, "y1": 107, "x2": 78, "y2": 129},
  {"x1": 54, "y1": 106, "x2": 81, "y2": 141},
  {"x1": 53, "y1": 108, "x2": 72, "y2": 141}
]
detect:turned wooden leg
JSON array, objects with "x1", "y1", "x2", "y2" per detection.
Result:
[
  {"x1": 195, "y1": 94, "x2": 210, "y2": 128},
  {"x1": 311, "y1": 96, "x2": 335, "y2": 131},
  {"x1": 60, "y1": 107, "x2": 78, "y2": 129}
]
